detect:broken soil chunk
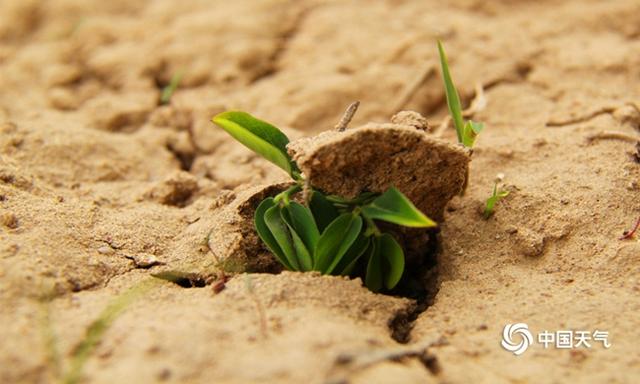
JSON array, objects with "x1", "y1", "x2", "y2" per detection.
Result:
[{"x1": 288, "y1": 119, "x2": 470, "y2": 222}]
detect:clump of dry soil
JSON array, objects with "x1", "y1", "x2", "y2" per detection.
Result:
[{"x1": 1, "y1": 1, "x2": 640, "y2": 383}]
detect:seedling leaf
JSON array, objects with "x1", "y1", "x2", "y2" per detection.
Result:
[
  {"x1": 334, "y1": 232, "x2": 369, "y2": 276},
  {"x1": 378, "y1": 233, "x2": 404, "y2": 289},
  {"x1": 362, "y1": 187, "x2": 436, "y2": 228},
  {"x1": 314, "y1": 213, "x2": 363, "y2": 273},
  {"x1": 309, "y1": 191, "x2": 339, "y2": 232},
  {"x1": 483, "y1": 183, "x2": 510, "y2": 219},
  {"x1": 287, "y1": 223, "x2": 313, "y2": 271},
  {"x1": 437, "y1": 40, "x2": 464, "y2": 143},
  {"x1": 63, "y1": 280, "x2": 156, "y2": 384},
  {"x1": 160, "y1": 70, "x2": 184, "y2": 104},
  {"x1": 365, "y1": 240, "x2": 382, "y2": 292},
  {"x1": 264, "y1": 205, "x2": 299, "y2": 270},
  {"x1": 212, "y1": 111, "x2": 298, "y2": 176},
  {"x1": 284, "y1": 201, "x2": 320, "y2": 252},
  {"x1": 255, "y1": 198, "x2": 292, "y2": 269},
  {"x1": 462, "y1": 120, "x2": 484, "y2": 147}
]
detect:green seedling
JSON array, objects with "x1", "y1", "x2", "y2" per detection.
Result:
[
  {"x1": 437, "y1": 40, "x2": 484, "y2": 147},
  {"x1": 209, "y1": 44, "x2": 488, "y2": 291},
  {"x1": 483, "y1": 174, "x2": 509, "y2": 219},
  {"x1": 39, "y1": 280, "x2": 156, "y2": 384},
  {"x1": 212, "y1": 112, "x2": 435, "y2": 292},
  {"x1": 160, "y1": 70, "x2": 184, "y2": 105}
]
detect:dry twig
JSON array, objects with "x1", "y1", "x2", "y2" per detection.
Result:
[{"x1": 335, "y1": 101, "x2": 360, "y2": 131}]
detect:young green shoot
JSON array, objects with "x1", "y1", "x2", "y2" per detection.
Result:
[
  {"x1": 160, "y1": 70, "x2": 184, "y2": 105},
  {"x1": 212, "y1": 111, "x2": 435, "y2": 292},
  {"x1": 437, "y1": 40, "x2": 484, "y2": 147},
  {"x1": 37, "y1": 280, "x2": 158, "y2": 384},
  {"x1": 61, "y1": 280, "x2": 156, "y2": 384},
  {"x1": 483, "y1": 174, "x2": 509, "y2": 219}
]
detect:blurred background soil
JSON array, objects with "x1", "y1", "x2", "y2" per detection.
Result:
[{"x1": 1, "y1": 0, "x2": 639, "y2": 382}]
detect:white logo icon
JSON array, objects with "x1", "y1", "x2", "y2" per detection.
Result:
[{"x1": 501, "y1": 323, "x2": 533, "y2": 355}]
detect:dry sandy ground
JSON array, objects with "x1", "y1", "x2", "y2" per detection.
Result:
[{"x1": 1, "y1": 0, "x2": 640, "y2": 383}]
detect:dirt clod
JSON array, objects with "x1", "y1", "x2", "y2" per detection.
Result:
[
  {"x1": 144, "y1": 171, "x2": 199, "y2": 207},
  {"x1": 390, "y1": 111, "x2": 431, "y2": 132},
  {"x1": 288, "y1": 114, "x2": 470, "y2": 222},
  {"x1": 1, "y1": 212, "x2": 18, "y2": 229},
  {"x1": 207, "y1": 183, "x2": 292, "y2": 273}
]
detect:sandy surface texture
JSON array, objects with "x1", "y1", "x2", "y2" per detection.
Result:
[{"x1": 1, "y1": 0, "x2": 639, "y2": 383}]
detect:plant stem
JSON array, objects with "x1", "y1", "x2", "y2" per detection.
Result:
[
  {"x1": 275, "y1": 184, "x2": 302, "y2": 206},
  {"x1": 362, "y1": 214, "x2": 381, "y2": 237}
]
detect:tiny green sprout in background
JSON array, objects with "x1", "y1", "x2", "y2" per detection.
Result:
[
  {"x1": 39, "y1": 280, "x2": 157, "y2": 384},
  {"x1": 212, "y1": 112, "x2": 435, "y2": 292},
  {"x1": 160, "y1": 70, "x2": 184, "y2": 105},
  {"x1": 437, "y1": 40, "x2": 484, "y2": 147},
  {"x1": 484, "y1": 173, "x2": 509, "y2": 219}
]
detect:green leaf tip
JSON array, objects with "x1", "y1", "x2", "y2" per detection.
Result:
[
  {"x1": 462, "y1": 120, "x2": 484, "y2": 147},
  {"x1": 362, "y1": 187, "x2": 436, "y2": 228},
  {"x1": 437, "y1": 41, "x2": 484, "y2": 148},
  {"x1": 483, "y1": 182, "x2": 509, "y2": 219},
  {"x1": 437, "y1": 40, "x2": 464, "y2": 144},
  {"x1": 160, "y1": 70, "x2": 184, "y2": 104},
  {"x1": 212, "y1": 111, "x2": 299, "y2": 177}
]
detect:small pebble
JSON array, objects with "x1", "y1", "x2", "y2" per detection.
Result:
[
  {"x1": 125, "y1": 253, "x2": 164, "y2": 268},
  {"x1": 97, "y1": 245, "x2": 115, "y2": 255}
]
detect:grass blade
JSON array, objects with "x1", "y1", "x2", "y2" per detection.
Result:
[
  {"x1": 160, "y1": 70, "x2": 184, "y2": 104},
  {"x1": 62, "y1": 280, "x2": 157, "y2": 384},
  {"x1": 437, "y1": 40, "x2": 464, "y2": 143}
]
